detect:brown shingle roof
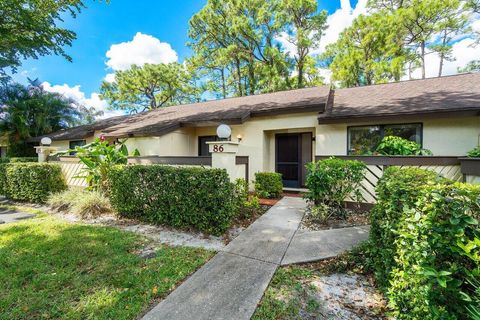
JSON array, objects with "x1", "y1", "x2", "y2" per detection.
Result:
[
  {"x1": 318, "y1": 73, "x2": 480, "y2": 123},
  {"x1": 102, "y1": 86, "x2": 330, "y2": 138},
  {"x1": 29, "y1": 114, "x2": 134, "y2": 142},
  {"x1": 33, "y1": 73, "x2": 480, "y2": 141}
]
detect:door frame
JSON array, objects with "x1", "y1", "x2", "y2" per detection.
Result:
[{"x1": 275, "y1": 132, "x2": 313, "y2": 188}]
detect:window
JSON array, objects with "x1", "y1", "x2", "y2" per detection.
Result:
[
  {"x1": 347, "y1": 123, "x2": 422, "y2": 155},
  {"x1": 69, "y1": 140, "x2": 86, "y2": 155},
  {"x1": 198, "y1": 136, "x2": 217, "y2": 156}
]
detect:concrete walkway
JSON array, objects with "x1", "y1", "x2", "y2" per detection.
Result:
[
  {"x1": 142, "y1": 197, "x2": 368, "y2": 320},
  {"x1": 0, "y1": 206, "x2": 35, "y2": 224}
]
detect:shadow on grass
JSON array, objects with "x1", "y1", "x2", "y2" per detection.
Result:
[{"x1": 0, "y1": 217, "x2": 213, "y2": 320}]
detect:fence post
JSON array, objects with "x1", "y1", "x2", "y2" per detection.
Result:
[
  {"x1": 207, "y1": 141, "x2": 239, "y2": 182},
  {"x1": 34, "y1": 146, "x2": 59, "y2": 163}
]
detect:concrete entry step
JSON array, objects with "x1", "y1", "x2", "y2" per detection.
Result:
[{"x1": 281, "y1": 226, "x2": 370, "y2": 266}]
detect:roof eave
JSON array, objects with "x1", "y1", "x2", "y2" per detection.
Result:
[{"x1": 317, "y1": 109, "x2": 480, "y2": 124}]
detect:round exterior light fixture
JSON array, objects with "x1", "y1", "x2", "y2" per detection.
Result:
[
  {"x1": 40, "y1": 137, "x2": 52, "y2": 146},
  {"x1": 216, "y1": 124, "x2": 232, "y2": 140}
]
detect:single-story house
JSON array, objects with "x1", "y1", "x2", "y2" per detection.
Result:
[{"x1": 34, "y1": 73, "x2": 480, "y2": 188}]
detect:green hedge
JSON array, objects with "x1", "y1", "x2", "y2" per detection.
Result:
[
  {"x1": 1, "y1": 163, "x2": 67, "y2": 203},
  {"x1": 107, "y1": 165, "x2": 238, "y2": 235},
  {"x1": 0, "y1": 157, "x2": 37, "y2": 164},
  {"x1": 368, "y1": 167, "x2": 480, "y2": 319},
  {"x1": 304, "y1": 157, "x2": 366, "y2": 207},
  {"x1": 254, "y1": 172, "x2": 283, "y2": 198}
]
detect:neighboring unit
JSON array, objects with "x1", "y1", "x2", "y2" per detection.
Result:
[{"x1": 32, "y1": 73, "x2": 480, "y2": 188}]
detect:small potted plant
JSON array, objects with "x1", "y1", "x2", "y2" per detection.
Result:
[{"x1": 460, "y1": 146, "x2": 480, "y2": 177}]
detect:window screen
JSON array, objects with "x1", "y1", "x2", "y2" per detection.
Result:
[{"x1": 347, "y1": 123, "x2": 422, "y2": 155}]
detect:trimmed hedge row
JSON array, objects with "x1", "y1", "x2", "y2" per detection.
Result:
[
  {"x1": 254, "y1": 172, "x2": 283, "y2": 199},
  {"x1": 368, "y1": 167, "x2": 480, "y2": 319},
  {"x1": 107, "y1": 165, "x2": 238, "y2": 235},
  {"x1": 0, "y1": 157, "x2": 37, "y2": 164},
  {"x1": 0, "y1": 163, "x2": 67, "y2": 203}
]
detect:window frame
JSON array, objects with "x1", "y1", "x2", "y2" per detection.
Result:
[
  {"x1": 347, "y1": 123, "x2": 423, "y2": 155},
  {"x1": 69, "y1": 140, "x2": 87, "y2": 155},
  {"x1": 197, "y1": 135, "x2": 218, "y2": 156}
]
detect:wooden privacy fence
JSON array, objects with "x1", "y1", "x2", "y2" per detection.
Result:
[
  {"x1": 48, "y1": 156, "x2": 88, "y2": 188},
  {"x1": 49, "y1": 155, "x2": 250, "y2": 188},
  {"x1": 315, "y1": 156, "x2": 463, "y2": 204}
]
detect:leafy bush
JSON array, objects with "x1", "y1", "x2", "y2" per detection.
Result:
[
  {"x1": 2, "y1": 163, "x2": 67, "y2": 203},
  {"x1": 107, "y1": 165, "x2": 237, "y2": 235},
  {"x1": 304, "y1": 157, "x2": 366, "y2": 208},
  {"x1": 48, "y1": 189, "x2": 112, "y2": 218},
  {"x1": 376, "y1": 136, "x2": 432, "y2": 155},
  {"x1": 467, "y1": 146, "x2": 480, "y2": 158},
  {"x1": 0, "y1": 157, "x2": 37, "y2": 164},
  {"x1": 0, "y1": 158, "x2": 38, "y2": 195},
  {"x1": 368, "y1": 167, "x2": 480, "y2": 319},
  {"x1": 234, "y1": 178, "x2": 260, "y2": 220},
  {"x1": 68, "y1": 137, "x2": 139, "y2": 192},
  {"x1": 368, "y1": 167, "x2": 445, "y2": 287},
  {"x1": 254, "y1": 172, "x2": 283, "y2": 199}
]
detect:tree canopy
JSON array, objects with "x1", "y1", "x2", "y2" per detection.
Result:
[
  {"x1": 0, "y1": 80, "x2": 99, "y2": 156},
  {"x1": 324, "y1": 0, "x2": 476, "y2": 87},
  {"x1": 0, "y1": 0, "x2": 104, "y2": 84},
  {"x1": 187, "y1": 0, "x2": 327, "y2": 98},
  {"x1": 99, "y1": 63, "x2": 201, "y2": 114}
]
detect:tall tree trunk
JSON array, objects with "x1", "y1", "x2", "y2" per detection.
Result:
[
  {"x1": 438, "y1": 31, "x2": 448, "y2": 77},
  {"x1": 420, "y1": 41, "x2": 426, "y2": 79},
  {"x1": 297, "y1": 59, "x2": 304, "y2": 89},
  {"x1": 220, "y1": 68, "x2": 226, "y2": 99},
  {"x1": 235, "y1": 58, "x2": 243, "y2": 96}
]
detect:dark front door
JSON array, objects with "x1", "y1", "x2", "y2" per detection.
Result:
[{"x1": 275, "y1": 133, "x2": 312, "y2": 188}]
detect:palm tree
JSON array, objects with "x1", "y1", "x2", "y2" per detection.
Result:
[{"x1": 0, "y1": 80, "x2": 100, "y2": 156}]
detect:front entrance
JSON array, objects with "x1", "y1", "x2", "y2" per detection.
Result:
[{"x1": 275, "y1": 133, "x2": 312, "y2": 188}]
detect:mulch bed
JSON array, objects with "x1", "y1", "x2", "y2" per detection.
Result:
[{"x1": 301, "y1": 206, "x2": 370, "y2": 231}]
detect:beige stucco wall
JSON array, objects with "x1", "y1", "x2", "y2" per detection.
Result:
[
  {"x1": 47, "y1": 113, "x2": 480, "y2": 183},
  {"x1": 316, "y1": 116, "x2": 480, "y2": 156},
  {"x1": 123, "y1": 128, "x2": 196, "y2": 156}
]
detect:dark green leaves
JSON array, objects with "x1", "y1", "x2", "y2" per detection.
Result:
[
  {"x1": 304, "y1": 157, "x2": 367, "y2": 209},
  {"x1": 1, "y1": 162, "x2": 67, "y2": 202},
  {"x1": 254, "y1": 172, "x2": 283, "y2": 199},
  {"x1": 367, "y1": 166, "x2": 480, "y2": 319},
  {"x1": 107, "y1": 165, "x2": 238, "y2": 235}
]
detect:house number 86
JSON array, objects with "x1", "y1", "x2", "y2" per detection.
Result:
[{"x1": 213, "y1": 145, "x2": 224, "y2": 152}]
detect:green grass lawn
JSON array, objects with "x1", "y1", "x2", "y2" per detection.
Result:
[{"x1": 0, "y1": 211, "x2": 214, "y2": 319}]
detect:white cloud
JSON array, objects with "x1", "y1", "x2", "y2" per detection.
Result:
[
  {"x1": 407, "y1": 19, "x2": 480, "y2": 79},
  {"x1": 42, "y1": 82, "x2": 124, "y2": 119},
  {"x1": 104, "y1": 73, "x2": 116, "y2": 83},
  {"x1": 105, "y1": 32, "x2": 178, "y2": 71},
  {"x1": 315, "y1": 0, "x2": 368, "y2": 55}
]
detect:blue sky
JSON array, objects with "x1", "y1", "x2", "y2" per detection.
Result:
[
  {"x1": 12, "y1": 0, "x2": 479, "y2": 117},
  {"x1": 14, "y1": 1, "x2": 356, "y2": 94}
]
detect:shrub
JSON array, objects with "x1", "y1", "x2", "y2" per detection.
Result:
[
  {"x1": 69, "y1": 138, "x2": 139, "y2": 192},
  {"x1": 368, "y1": 167, "x2": 480, "y2": 319},
  {"x1": 467, "y1": 146, "x2": 480, "y2": 158},
  {"x1": 48, "y1": 189, "x2": 112, "y2": 218},
  {"x1": 368, "y1": 167, "x2": 445, "y2": 287},
  {"x1": 0, "y1": 157, "x2": 37, "y2": 164},
  {"x1": 304, "y1": 157, "x2": 366, "y2": 208},
  {"x1": 254, "y1": 172, "x2": 283, "y2": 199},
  {"x1": 234, "y1": 178, "x2": 260, "y2": 220},
  {"x1": 376, "y1": 135, "x2": 432, "y2": 155},
  {"x1": 107, "y1": 165, "x2": 237, "y2": 235},
  {"x1": 3, "y1": 163, "x2": 67, "y2": 203},
  {"x1": 0, "y1": 158, "x2": 37, "y2": 195}
]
